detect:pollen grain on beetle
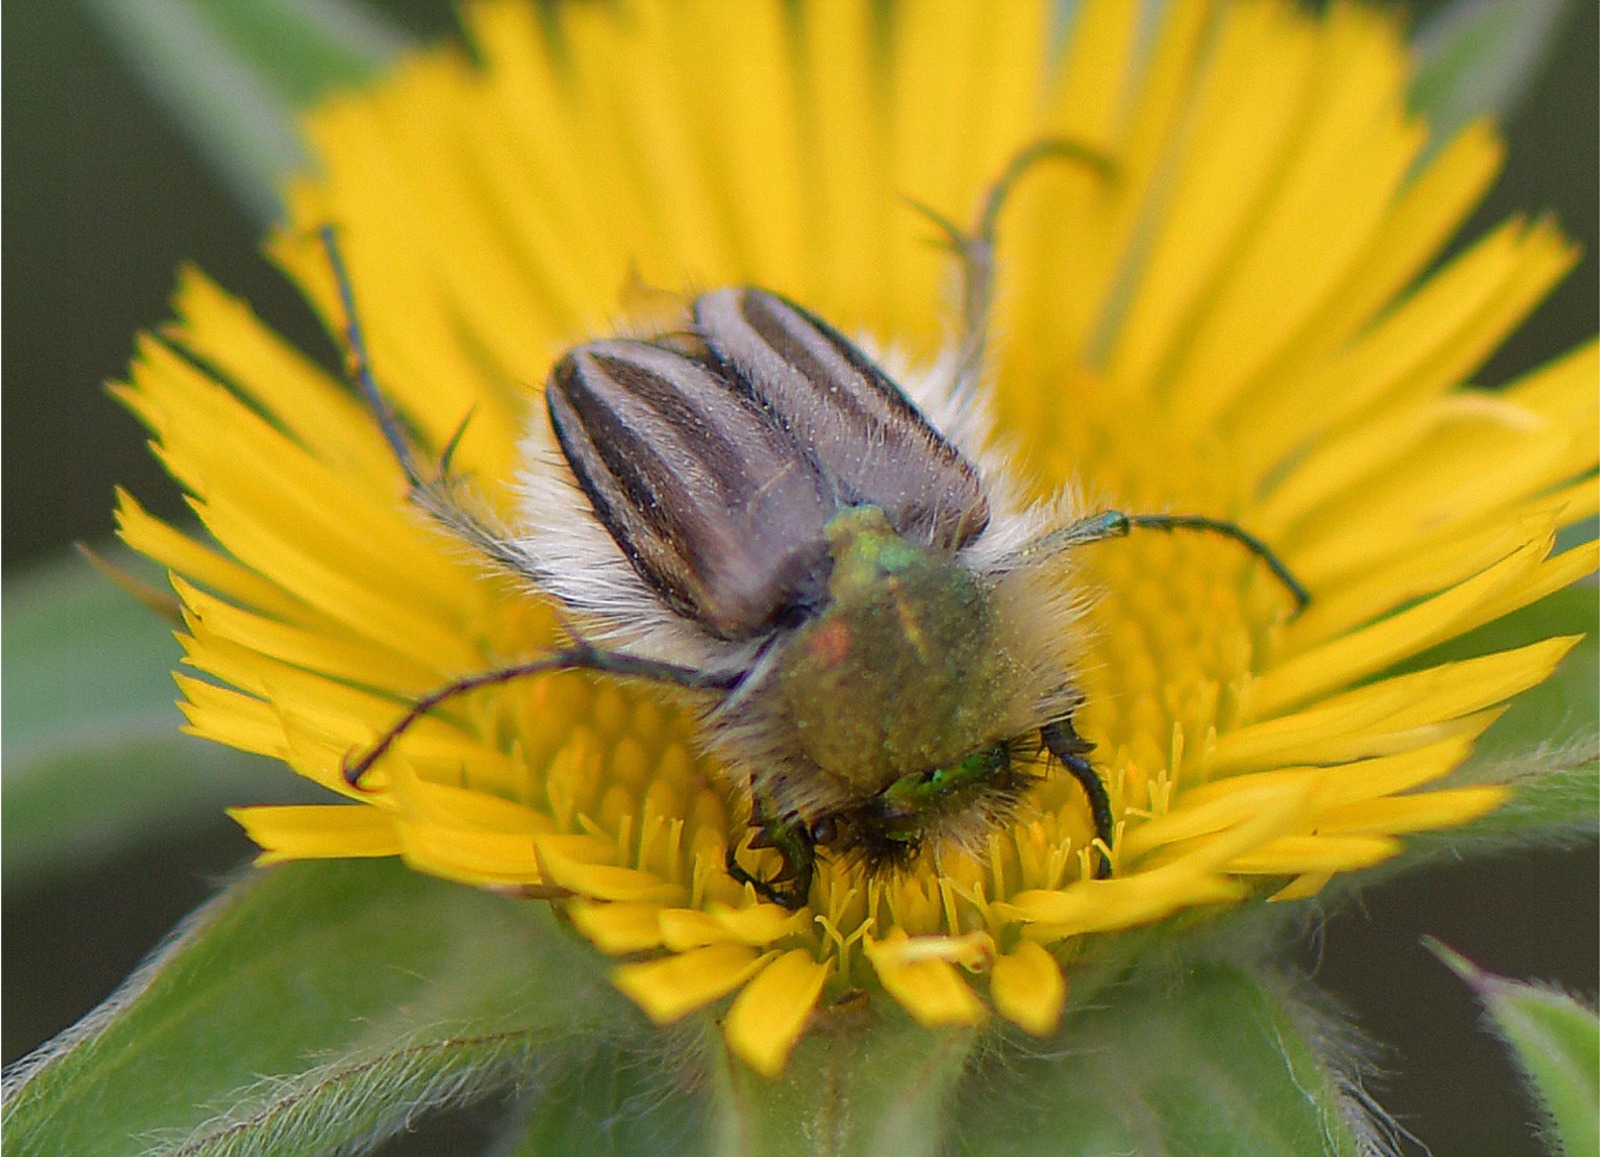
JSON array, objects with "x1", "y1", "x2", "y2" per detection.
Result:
[{"x1": 115, "y1": 0, "x2": 1597, "y2": 1077}]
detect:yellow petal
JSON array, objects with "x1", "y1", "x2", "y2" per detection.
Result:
[
  {"x1": 999, "y1": 867, "x2": 1244, "y2": 936},
  {"x1": 1236, "y1": 121, "x2": 1505, "y2": 463},
  {"x1": 1312, "y1": 786, "x2": 1511, "y2": 836},
  {"x1": 1254, "y1": 536, "x2": 1559, "y2": 715},
  {"x1": 228, "y1": 804, "x2": 400, "y2": 863},
  {"x1": 1269, "y1": 872, "x2": 1335, "y2": 902},
  {"x1": 724, "y1": 949, "x2": 833, "y2": 1077},
  {"x1": 177, "y1": 676, "x2": 287, "y2": 759},
  {"x1": 990, "y1": 941, "x2": 1066, "y2": 1037},
  {"x1": 116, "y1": 489, "x2": 302, "y2": 622},
  {"x1": 534, "y1": 834, "x2": 686, "y2": 904},
  {"x1": 173, "y1": 575, "x2": 444, "y2": 693},
  {"x1": 867, "y1": 951, "x2": 985, "y2": 1029},
  {"x1": 1224, "y1": 834, "x2": 1401, "y2": 874},
  {"x1": 613, "y1": 943, "x2": 771, "y2": 1024},
  {"x1": 568, "y1": 901, "x2": 666, "y2": 954},
  {"x1": 1216, "y1": 638, "x2": 1578, "y2": 772},
  {"x1": 659, "y1": 903, "x2": 807, "y2": 950},
  {"x1": 1122, "y1": 774, "x2": 1318, "y2": 861}
]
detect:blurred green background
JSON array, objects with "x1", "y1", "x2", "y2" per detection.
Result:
[{"x1": 4, "y1": 1, "x2": 1596, "y2": 1153}]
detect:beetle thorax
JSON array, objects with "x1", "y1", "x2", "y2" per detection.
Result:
[{"x1": 772, "y1": 506, "x2": 1021, "y2": 794}]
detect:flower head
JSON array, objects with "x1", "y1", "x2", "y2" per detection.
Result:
[{"x1": 117, "y1": 0, "x2": 1596, "y2": 1076}]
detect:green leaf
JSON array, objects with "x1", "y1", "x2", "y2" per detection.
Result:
[
  {"x1": 952, "y1": 958, "x2": 1367, "y2": 1157},
  {"x1": 79, "y1": 0, "x2": 414, "y2": 224},
  {"x1": 1426, "y1": 939, "x2": 1600, "y2": 1157},
  {"x1": 1438, "y1": 757, "x2": 1599, "y2": 849},
  {"x1": 1409, "y1": 0, "x2": 1571, "y2": 150},
  {"x1": 2, "y1": 737, "x2": 304, "y2": 888},
  {"x1": 2, "y1": 859, "x2": 640, "y2": 1157},
  {"x1": 502, "y1": 1041, "x2": 712, "y2": 1157},
  {"x1": 2, "y1": 550, "x2": 319, "y2": 887},
  {"x1": 6, "y1": 551, "x2": 185, "y2": 767},
  {"x1": 708, "y1": 1010, "x2": 978, "y2": 1157}
]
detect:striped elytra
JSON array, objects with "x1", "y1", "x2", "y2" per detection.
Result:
[{"x1": 546, "y1": 287, "x2": 991, "y2": 642}]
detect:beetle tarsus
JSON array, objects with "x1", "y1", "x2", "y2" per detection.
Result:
[{"x1": 727, "y1": 792, "x2": 816, "y2": 909}]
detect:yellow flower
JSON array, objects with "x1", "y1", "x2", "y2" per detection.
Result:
[{"x1": 115, "y1": 0, "x2": 1596, "y2": 1077}]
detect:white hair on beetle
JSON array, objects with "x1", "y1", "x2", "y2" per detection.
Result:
[{"x1": 511, "y1": 416, "x2": 764, "y2": 674}]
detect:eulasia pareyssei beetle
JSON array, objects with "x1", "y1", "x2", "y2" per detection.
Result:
[{"x1": 333, "y1": 142, "x2": 1308, "y2": 910}]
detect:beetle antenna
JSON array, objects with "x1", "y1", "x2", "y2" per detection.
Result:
[{"x1": 1017, "y1": 509, "x2": 1310, "y2": 613}]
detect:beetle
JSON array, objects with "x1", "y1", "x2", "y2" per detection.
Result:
[{"x1": 330, "y1": 142, "x2": 1307, "y2": 909}]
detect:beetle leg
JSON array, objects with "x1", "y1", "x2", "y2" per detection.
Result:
[
  {"x1": 726, "y1": 785, "x2": 816, "y2": 910},
  {"x1": 1041, "y1": 717, "x2": 1114, "y2": 879},
  {"x1": 907, "y1": 138, "x2": 1116, "y2": 405}
]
